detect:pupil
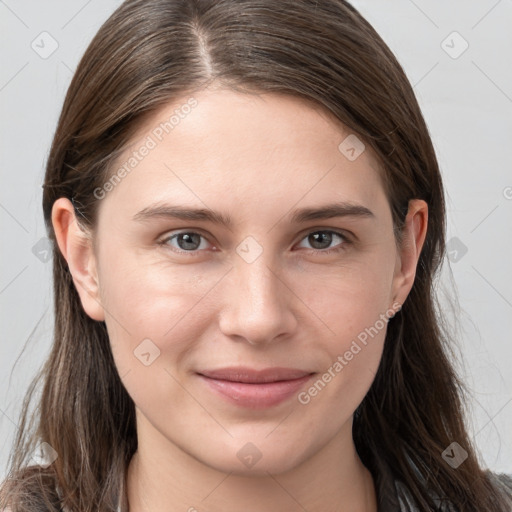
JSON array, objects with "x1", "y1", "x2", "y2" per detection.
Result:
[
  {"x1": 178, "y1": 233, "x2": 200, "y2": 250},
  {"x1": 310, "y1": 232, "x2": 332, "y2": 249}
]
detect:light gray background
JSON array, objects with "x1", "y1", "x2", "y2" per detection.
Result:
[{"x1": 1, "y1": 0, "x2": 511, "y2": 480}]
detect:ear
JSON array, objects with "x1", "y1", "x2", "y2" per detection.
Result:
[
  {"x1": 51, "y1": 198, "x2": 105, "y2": 321},
  {"x1": 390, "y1": 199, "x2": 428, "y2": 308}
]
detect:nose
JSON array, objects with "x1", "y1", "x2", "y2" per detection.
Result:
[{"x1": 218, "y1": 253, "x2": 298, "y2": 346}]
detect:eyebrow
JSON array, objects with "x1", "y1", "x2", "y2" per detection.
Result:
[{"x1": 132, "y1": 201, "x2": 375, "y2": 227}]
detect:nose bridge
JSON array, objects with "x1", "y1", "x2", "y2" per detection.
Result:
[
  {"x1": 218, "y1": 241, "x2": 297, "y2": 345},
  {"x1": 238, "y1": 251, "x2": 280, "y2": 308},
  {"x1": 234, "y1": 233, "x2": 281, "y2": 299}
]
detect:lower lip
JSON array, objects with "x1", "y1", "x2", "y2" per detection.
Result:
[{"x1": 197, "y1": 374, "x2": 315, "y2": 409}]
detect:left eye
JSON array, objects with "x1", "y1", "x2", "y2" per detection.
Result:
[
  {"x1": 296, "y1": 230, "x2": 348, "y2": 253},
  {"x1": 159, "y1": 230, "x2": 348, "y2": 254}
]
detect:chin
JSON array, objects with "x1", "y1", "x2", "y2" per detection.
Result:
[{"x1": 196, "y1": 440, "x2": 310, "y2": 477}]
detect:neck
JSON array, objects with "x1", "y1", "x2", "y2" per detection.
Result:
[{"x1": 125, "y1": 413, "x2": 377, "y2": 512}]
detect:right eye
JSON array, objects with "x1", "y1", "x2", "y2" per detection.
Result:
[{"x1": 158, "y1": 231, "x2": 215, "y2": 255}]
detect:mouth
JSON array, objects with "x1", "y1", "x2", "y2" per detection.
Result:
[{"x1": 196, "y1": 366, "x2": 316, "y2": 409}]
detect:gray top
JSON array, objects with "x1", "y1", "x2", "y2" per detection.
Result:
[
  {"x1": 114, "y1": 456, "x2": 512, "y2": 511},
  {"x1": 5, "y1": 457, "x2": 511, "y2": 510}
]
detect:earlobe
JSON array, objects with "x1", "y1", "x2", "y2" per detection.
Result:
[
  {"x1": 51, "y1": 198, "x2": 105, "y2": 321},
  {"x1": 391, "y1": 199, "x2": 428, "y2": 307}
]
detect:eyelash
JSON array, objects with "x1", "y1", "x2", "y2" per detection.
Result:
[{"x1": 157, "y1": 229, "x2": 351, "y2": 256}]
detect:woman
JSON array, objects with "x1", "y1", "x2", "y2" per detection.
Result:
[{"x1": 1, "y1": 0, "x2": 511, "y2": 511}]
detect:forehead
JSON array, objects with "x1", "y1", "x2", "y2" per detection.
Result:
[{"x1": 97, "y1": 88, "x2": 388, "y2": 224}]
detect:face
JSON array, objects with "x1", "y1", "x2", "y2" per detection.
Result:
[{"x1": 56, "y1": 88, "x2": 425, "y2": 476}]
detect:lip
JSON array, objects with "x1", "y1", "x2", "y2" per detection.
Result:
[{"x1": 197, "y1": 366, "x2": 316, "y2": 409}]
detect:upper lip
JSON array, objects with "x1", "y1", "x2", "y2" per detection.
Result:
[{"x1": 197, "y1": 366, "x2": 314, "y2": 383}]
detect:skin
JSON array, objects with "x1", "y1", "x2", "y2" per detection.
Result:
[{"x1": 52, "y1": 87, "x2": 427, "y2": 512}]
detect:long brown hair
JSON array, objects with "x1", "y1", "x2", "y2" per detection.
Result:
[{"x1": 1, "y1": 0, "x2": 510, "y2": 510}]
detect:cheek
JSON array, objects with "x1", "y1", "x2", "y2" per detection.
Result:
[
  {"x1": 294, "y1": 256, "x2": 395, "y2": 341},
  {"x1": 295, "y1": 277, "x2": 392, "y2": 420},
  {"x1": 292, "y1": 257, "x2": 396, "y2": 399},
  {"x1": 97, "y1": 253, "x2": 222, "y2": 416},
  {"x1": 97, "y1": 247, "x2": 225, "y2": 368}
]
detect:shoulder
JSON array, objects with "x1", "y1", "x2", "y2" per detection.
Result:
[
  {"x1": 0, "y1": 465, "x2": 61, "y2": 512},
  {"x1": 486, "y1": 470, "x2": 512, "y2": 504},
  {"x1": 393, "y1": 470, "x2": 512, "y2": 512}
]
